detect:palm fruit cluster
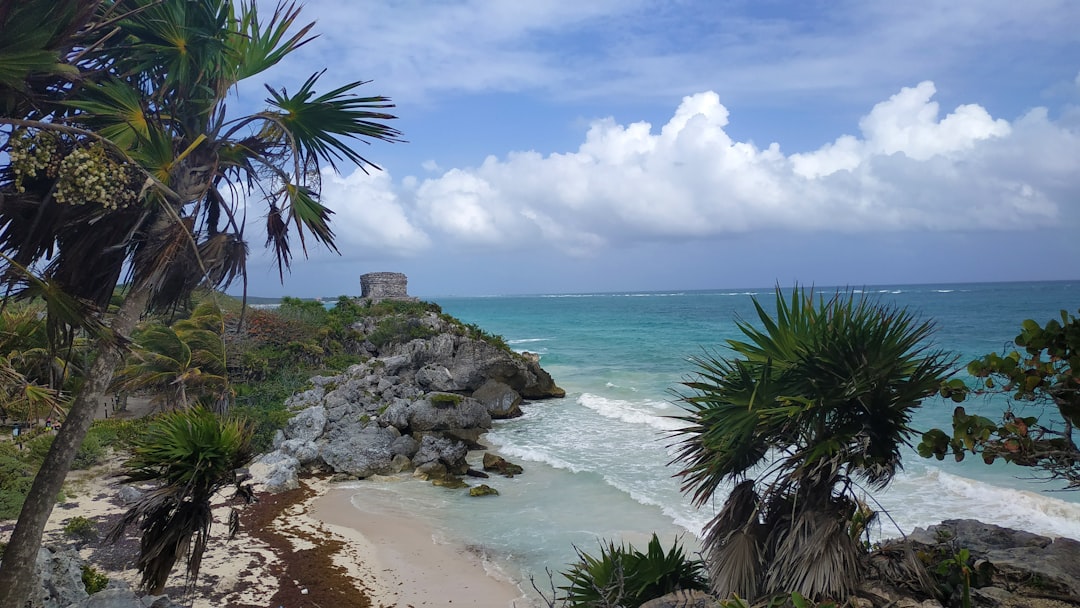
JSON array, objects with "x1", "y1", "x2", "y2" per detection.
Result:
[{"x1": 8, "y1": 129, "x2": 139, "y2": 209}]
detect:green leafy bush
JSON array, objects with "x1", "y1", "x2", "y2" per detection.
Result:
[
  {"x1": 0, "y1": 454, "x2": 34, "y2": 519},
  {"x1": 366, "y1": 316, "x2": 436, "y2": 349},
  {"x1": 559, "y1": 534, "x2": 707, "y2": 607},
  {"x1": 63, "y1": 516, "x2": 98, "y2": 545},
  {"x1": 81, "y1": 565, "x2": 109, "y2": 594},
  {"x1": 71, "y1": 433, "x2": 104, "y2": 470},
  {"x1": 430, "y1": 393, "x2": 463, "y2": 407},
  {"x1": 23, "y1": 432, "x2": 54, "y2": 466}
]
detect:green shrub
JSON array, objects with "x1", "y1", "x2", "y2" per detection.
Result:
[
  {"x1": 81, "y1": 565, "x2": 109, "y2": 594},
  {"x1": 430, "y1": 393, "x2": 463, "y2": 407},
  {"x1": 366, "y1": 316, "x2": 436, "y2": 349},
  {"x1": 63, "y1": 516, "x2": 98, "y2": 545},
  {"x1": 87, "y1": 418, "x2": 144, "y2": 450},
  {"x1": 0, "y1": 454, "x2": 34, "y2": 519},
  {"x1": 559, "y1": 534, "x2": 707, "y2": 608},
  {"x1": 71, "y1": 433, "x2": 105, "y2": 470},
  {"x1": 23, "y1": 432, "x2": 54, "y2": 466}
]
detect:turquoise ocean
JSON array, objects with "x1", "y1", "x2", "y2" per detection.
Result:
[{"x1": 339, "y1": 281, "x2": 1080, "y2": 601}]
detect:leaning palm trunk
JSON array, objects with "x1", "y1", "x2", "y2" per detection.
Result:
[{"x1": 0, "y1": 285, "x2": 149, "y2": 606}]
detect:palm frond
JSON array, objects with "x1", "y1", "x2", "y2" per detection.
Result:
[{"x1": 262, "y1": 70, "x2": 402, "y2": 173}]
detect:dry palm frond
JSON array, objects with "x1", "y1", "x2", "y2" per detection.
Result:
[
  {"x1": 703, "y1": 481, "x2": 765, "y2": 600},
  {"x1": 863, "y1": 540, "x2": 937, "y2": 597},
  {"x1": 763, "y1": 505, "x2": 862, "y2": 601}
]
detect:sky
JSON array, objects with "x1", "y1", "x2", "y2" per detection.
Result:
[{"x1": 234, "y1": 0, "x2": 1080, "y2": 298}]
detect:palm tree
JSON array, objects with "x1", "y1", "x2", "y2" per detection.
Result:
[
  {"x1": 671, "y1": 287, "x2": 953, "y2": 602},
  {"x1": 112, "y1": 302, "x2": 230, "y2": 412},
  {"x1": 108, "y1": 407, "x2": 254, "y2": 594},
  {"x1": 0, "y1": 1, "x2": 401, "y2": 603}
]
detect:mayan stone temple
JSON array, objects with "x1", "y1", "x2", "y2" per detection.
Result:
[{"x1": 359, "y1": 272, "x2": 417, "y2": 303}]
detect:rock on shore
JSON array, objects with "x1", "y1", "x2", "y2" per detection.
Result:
[{"x1": 251, "y1": 314, "x2": 564, "y2": 492}]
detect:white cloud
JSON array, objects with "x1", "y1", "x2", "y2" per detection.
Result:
[
  {"x1": 318, "y1": 170, "x2": 430, "y2": 255},
  {"x1": 287, "y1": 82, "x2": 1076, "y2": 262},
  {"x1": 388, "y1": 83, "x2": 1077, "y2": 254}
]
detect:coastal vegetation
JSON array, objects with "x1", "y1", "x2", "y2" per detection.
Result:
[
  {"x1": 669, "y1": 287, "x2": 954, "y2": 604},
  {"x1": 919, "y1": 308, "x2": 1080, "y2": 488},
  {"x1": 0, "y1": 0, "x2": 402, "y2": 602},
  {"x1": 108, "y1": 407, "x2": 254, "y2": 594}
]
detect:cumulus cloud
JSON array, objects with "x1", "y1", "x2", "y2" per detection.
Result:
[
  {"x1": 314, "y1": 82, "x2": 1078, "y2": 259},
  {"x1": 316, "y1": 170, "x2": 430, "y2": 255}
]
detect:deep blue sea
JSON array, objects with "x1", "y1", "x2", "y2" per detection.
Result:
[{"x1": 341, "y1": 281, "x2": 1080, "y2": 600}]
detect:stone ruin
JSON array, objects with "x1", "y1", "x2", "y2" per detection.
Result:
[{"x1": 359, "y1": 272, "x2": 416, "y2": 302}]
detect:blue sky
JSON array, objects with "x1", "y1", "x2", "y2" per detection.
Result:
[{"x1": 236, "y1": 0, "x2": 1080, "y2": 298}]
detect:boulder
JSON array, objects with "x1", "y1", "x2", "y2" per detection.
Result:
[
  {"x1": 415, "y1": 364, "x2": 458, "y2": 391},
  {"x1": 407, "y1": 394, "x2": 491, "y2": 432},
  {"x1": 278, "y1": 438, "x2": 320, "y2": 465},
  {"x1": 389, "y1": 434, "x2": 420, "y2": 458},
  {"x1": 378, "y1": 398, "x2": 411, "y2": 429},
  {"x1": 319, "y1": 425, "x2": 399, "y2": 478},
  {"x1": 639, "y1": 590, "x2": 720, "y2": 608},
  {"x1": 469, "y1": 484, "x2": 499, "y2": 497},
  {"x1": 116, "y1": 485, "x2": 144, "y2": 506},
  {"x1": 33, "y1": 546, "x2": 87, "y2": 608},
  {"x1": 283, "y1": 405, "x2": 327, "y2": 442},
  {"x1": 471, "y1": 380, "x2": 523, "y2": 419},
  {"x1": 69, "y1": 588, "x2": 182, "y2": 608},
  {"x1": 907, "y1": 519, "x2": 1080, "y2": 598},
  {"x1": 250, "y1": 451, "x2": 300, "y2": 493},
  {"x1": 413, "y1": 434, "x2": 469, "y2": 475},
  {"x1": 482, "y1": 453, "x2": 523, "y2": 477}
]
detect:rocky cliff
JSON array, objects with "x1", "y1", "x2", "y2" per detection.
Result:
[{"x1": 251, "y1": 311, "x2": 564, "y2": 491}]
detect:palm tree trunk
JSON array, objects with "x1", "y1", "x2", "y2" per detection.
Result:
[{"x1": 0, "y1": 285, "x2": 150, "y2": 607}]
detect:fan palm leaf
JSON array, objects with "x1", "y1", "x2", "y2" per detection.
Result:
[
  {"x1": 109, "y1": 407, "x2": 253, "y2": 593},
  {"x1": 673, "y1": 286, "x2": 954, "y2": 602}
]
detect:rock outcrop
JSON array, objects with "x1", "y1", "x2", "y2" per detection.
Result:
[
  {"x1": 907, "y1": 519, "x2": 1080, "y2": 603},
  {"x1": 251, "y1": 319, "x2": 563, "y2": 491}
]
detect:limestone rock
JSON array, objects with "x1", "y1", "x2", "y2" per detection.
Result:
[
  {"x1": 416, "y1": 364, "x2": 458, "y2": 391},
  {"x1": 905, "y1": 519, "x2": 1080, "y2": 600},
  {"x1": 283, "y1": 405, "x2": 327, "y2": 442},
  {"x1": 407, "y1": 394, "x2": 491, "y2": 432},
  {"x1": 116, "y1": 485, "x2": 143, "y2": 506},
  {"x1": 278, "y1": 438, "x2": 320, "y2": 465},
  {"x1": 471, "y1": 380, "x2": 523, "y2": 419},
  {"x1": 413, "y1": 434, "x2": 469, "y2": 475},
  {"x1": 250, "y1": 451, "x2": 300, "y2": 493},
  {"x1": 469, "y1": 484, "x2": 499, "y2": 497},
  {"x1": 319, "y1": 425, "x2": 399, "y2": 478},
  {"x1": 33, "y1": 546, "x2": 87, "y2": 608},
  {"x1": 639, "y1": 590, "x2": 720, "y2": 608},
  {"x1": 482, "y1": 453, "x2": 523, "y2": 477}
]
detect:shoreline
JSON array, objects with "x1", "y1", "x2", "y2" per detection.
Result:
[
  {"x1": 309, "y1": 483, "x2": 529, "y2": 608},
  {"x1": 5, "y1": 470, "x2": 531, "y2": 607}
]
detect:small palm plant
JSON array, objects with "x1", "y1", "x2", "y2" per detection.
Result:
[
  {"x1": 559, "y1": 534, "x2": 707, "y2": 608},
  {"x1": 108, "y1": 407, "x2": 253, "y2": 594},
  {"x1": 672, "y1": 286, "x2": 953, "y2": 602},
  {"x1": 111, "y1": 302, "x2": 230, "y2": 412}
]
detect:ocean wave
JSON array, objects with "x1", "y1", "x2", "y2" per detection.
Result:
[
  {"x1": 578, "y1": 393, "x2": 686, "y2": 431},
  {"x1": 880, "y1": 466, "x2": 1080, "y2": 540},
  {"x1": 490, "y1": 444, "x2": 585, "y2": 474},
  {"x1": 508, "y1": 337, "x2": 552, "y2": 344},
  {"x1": 933, "y1": 289, "x2": 955, "y2": 293}
]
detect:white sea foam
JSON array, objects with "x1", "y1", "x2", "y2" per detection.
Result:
[
  {"x1": 880, "y1": 466, "x2": 1080, "y2": 540},
  {"x1": 508, "y1": 337, "x2": 552, "y2": 344},
  {"x1": 577, "y1": 393, "x2": 686, "y2": 431},
  {"x1": 934, "y1": 289, "x2": 955, "y2": 293}
]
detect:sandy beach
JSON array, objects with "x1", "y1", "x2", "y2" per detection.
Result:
[
  {"x1": 311, "y1": 484, "x2": 528, "y2": 608},
  {"x1": 6, "y1": 468, "x2": 531, "y2": 607}
]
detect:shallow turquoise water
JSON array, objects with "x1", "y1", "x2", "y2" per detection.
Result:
[{"x1": 343, "y1": 281, "x2": 1080, "y2": 602}]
